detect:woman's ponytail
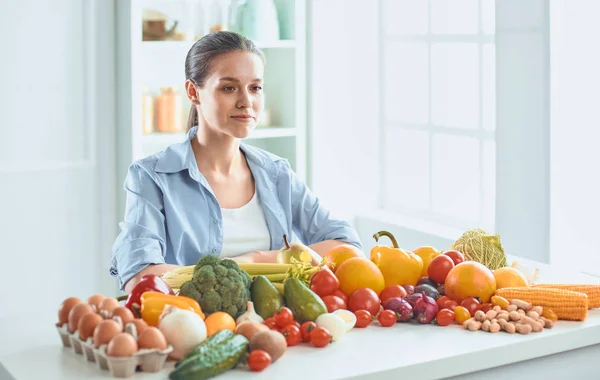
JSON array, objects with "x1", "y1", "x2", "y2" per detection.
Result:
[{"x1": 186, "y1": 105, "x2": 198, "y2": 132}]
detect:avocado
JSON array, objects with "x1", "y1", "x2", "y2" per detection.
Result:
[
  {"x1": 283, "y1": 277, "x2": 328, "y2": 323},
  {"x1": 250, "y1": 275, "x2": 285, "y2": 319}
]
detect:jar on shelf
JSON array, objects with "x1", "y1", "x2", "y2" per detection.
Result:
[
  {"x1": 156, "y1": 87, "x2": 183, "y2": 133},
  {"x1": 142, "y1": 88, "x2": 155, "y2": 135}
]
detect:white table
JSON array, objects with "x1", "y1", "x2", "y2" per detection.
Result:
[{"x1": 2, "y1": 257, "x2": 600, "y2": 380}]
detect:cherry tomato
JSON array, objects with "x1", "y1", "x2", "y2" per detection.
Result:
[
  {"x1": 491, "y1": 295, "x2": 510, "y2": 310},
  {"x1": 281, "y1": 324, "x2": 301, "y2": 346},
  {"x1": 435, "y1": 309, "x2": 455, "y2": 326},
  {"x1": 377, "y1": 310, "x2": 397, "y2": 327},
  {"x1": 436, "y1": 296, "x2": 451, "y2": 309},
  {"x1": 264, "y1": 317, "x2": 277, "y2": 330},
  {"x1": 460, "y1": 297, "x2": 480, "y2": 317},
  {"x1": 454, "y1": 306, "x2": 471, "y2": 324},
  {"x1": 478, "y1": 303, "x2": 492, "y2": 313},
  {"x1": 348, "y1": 288, "x2": 380, "y2": 315},
  {"x1": 310, "y1": 327, "x2": 332, "y2": 347},
  {"x1": 354, "y1": 310, "x2": 372, "y2": 328},
  {"x1": 248, "y1": 349, "x2": 271, "y2": 372},
  {"x1": 291, "y1": 320, "x2": 301, "y2": 330},
  {"x1": 444, "y1": 300, "x2": 458, "y2": 311},
  {"x1": 427, "y1": 255, "x2": 455, "y2": 284},
  {"x1": 379, "y1": 285, "x2": 408, "y2": 303},
  {"x1": 322, "y1": 295, "x2": 347, "y2": 313},
  {"x1": 274, "y1": 307, "x2": 295, "y2": 328},
  {"x1": 332, "y1": 289, "x2": 348, "y2": 305},
  {"x1": 300, "y1": 321, "x2": 316, "y2": 342},
  {"x1": 310, "y1": 267, "x2": 340, "y2": 297},
  {"x1": 443, "y1": 250, "x2": 465, "y2": 265}
]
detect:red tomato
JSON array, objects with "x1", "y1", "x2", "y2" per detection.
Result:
[
  {"x1": 444, "y1": 300, "x2": 458, "y2": 311},
  {"x1": 274, "y1": 307, "x2": 294, "y2": 328},
  {"x1": 478, "y1": 303, "x2": 493, "y2": 313},
  {"x1": 427, "y1": 255, "x2": 455, "y2": 284},
  {"x1": 377, "y1": 310, "x2": 397, "y2": 327},
  {"x1": 291, "y1": 320, "x2": 301, "y2": 330},
  {"x1": 460, "y1": 297, "x2": 481, "y2": 317},
  {"x1": 300, "y1": 321, "x2": 316, "y2": 342},
  {"x1": 436, "y1": 296, "x2": 451, "y2": 309},
  {"x1": 436, "y1": 309, "x2": 455, "y2": 327},
  {"x1": 332, "y1": 289, "x2": 348, "y2": 305},
  {"x1": 310, "y1": 327, "x2": 332, "y2": 347},
  {"x1": 322, "y1": 295, "x2": 347, "y2": 313},
  {"x1": 348, "y1": 288, "x2": 380, "y2": 315},
  {"x1": 310, "y1": 267, "x2": 340, "y2": 297},
  {"x1": 281, "y1": 324, "x2": 301, "y2": 346},
  {"x1": 379, "y1": 285, "x2": 408, "y2": 303},
  {"x1": 248, "y1": 350, "x2": 271, "y2": 372},
  {"x1": 264, "y1": 317, "x2": 277, "y2": 330},
  {"x1": 443, "y1": 250, "x2": 465, "y2": 265},
  {"x1": 354, "y1": 310, "x2": 372, "y2": 328}
]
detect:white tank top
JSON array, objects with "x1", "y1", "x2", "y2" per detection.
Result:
[{"x1": 219, "y1": 188, "x2": 271, "y2": 258}]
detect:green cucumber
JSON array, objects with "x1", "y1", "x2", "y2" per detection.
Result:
[
  {"x1": 169, "y1": 334, "x2": 249, "y2": 380},
  {"x1": 175, "y1": 329, "x2": 234, "y2": 368}
]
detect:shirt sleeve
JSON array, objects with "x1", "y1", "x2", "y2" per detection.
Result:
[
  {"x1": 278, "y1": 160, "x2": 363, "y2": 250},
  {"x1": 110, "y1": 162, "x2": 167, "y2": 290}
]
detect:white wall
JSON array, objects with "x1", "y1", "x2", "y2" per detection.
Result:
[
  {"x1": 0, "y1": 0, "x2": 118, "y2": 317},
  {"x1": 549, "y1": 0, "x2": 600, "y2": 276}
]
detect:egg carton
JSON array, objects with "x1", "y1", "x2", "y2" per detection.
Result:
[{"x1": 55, "y1": 322, "x2": 173, "y2": 378}]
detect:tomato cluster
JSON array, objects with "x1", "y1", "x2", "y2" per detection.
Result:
[{"x1": 263, "y1": 307, "x2": 332, "y2": 348}]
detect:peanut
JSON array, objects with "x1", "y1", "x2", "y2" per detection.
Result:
[
  {"x1": 490, "y1": 321, "x2": 501, "y2": 333},
  {"x1": 537, "y1": 317, "x2": 546, "y2": 328},
  {"x1": 509, "y1": 311, "x2": 521, "y2": 322},
  {"x1": 463, "y1": 318, "x2": 475, "y2": 329},
  {"x1": 499, "y1": 319, "x2": 516, "y2": 334},
  {"x1": 491, "y1": 318, "x2": 498, "y2": 325},
  {"x1": 515, "y1": 322, "x2": 532, "y2": 334},
  {"x1": 531, "y1": 306, "x2": 543, "y2": 315},
  {"x1": 492, "y1": 305, "x2": 502, "y2": 313},
  {"x1": 482, "y1": 320, "x2": 491, "y2": 332},
  {"x1": 540, "y1": 317, "x2": 554, "y2": 329},
  {"x1": 496, "y1": 311, "x2": 509, "y2": 321},
  {"x1": 507, "y1": 304, "x2": 518, "y2": 312},
  {"x1": 486, "y1": 310, "x2": 498, "y2": 320},
  {"x1": 521, "y1": 315, "x2": 538, "y2": 327},
  {"x1": 517, "y1": 309, "x2": 526, "y2": 316},
  {"x1": 527, "y1": 311, "x2": 540, "y2": 320},
  {"x1": 467, "y1": 320, "x2": 482, "y2": 331},
  {"x1": 532, "y1": 321, "x2": 544, "y2": 332},
  {"x1": 511, "y1": 299, "x2": 532, "y2": 311},
  {"x1": 474, "y1": 310, "x2": 486, "y2": 322}
]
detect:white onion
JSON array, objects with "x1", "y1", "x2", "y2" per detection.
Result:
[
  {"x1": 158, "y1": 306, "x2": 207, "y2": 359},
  {"x1": 332, "y1": 309, "x2": 357, "y2": 332},
  {"x1": 315, "y1": 313, "x2": 347, "y2": 341}
]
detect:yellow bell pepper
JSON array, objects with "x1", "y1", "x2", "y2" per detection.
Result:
[
  {"x1": 140, "y1": 291, "x2": 206, "y2": 326},
  {"x1": 370, "y1": 231, "x2": 423, "y2": 287}
]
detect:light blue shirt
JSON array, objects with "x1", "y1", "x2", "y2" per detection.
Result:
[{"x1": 110, "y1": 127, "x2": 362, "y2": 290}]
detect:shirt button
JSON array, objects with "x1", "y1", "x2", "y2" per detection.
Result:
[
  {"x1": 213, "y1": 218, "x2": 218, "y2": 225},
  {"x1": 212, "y1": 248, "x2": 217, "y2": 253}
]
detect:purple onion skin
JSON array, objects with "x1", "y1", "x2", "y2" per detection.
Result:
[
  {"x1": 413, "y1": 294, "x2": 439, "y2": 324},
  {"x1": 382, "y1": 297, "x2": 414, "y2": 322},
  {"x1": 414, "y1": 284, "x2": 441, "y2": 300},
  {"x1": 405, "y1": 293, "x2": 423, "y2": 308},
  {"x1": 402, "y1": 285, "x2": 415, "y2": 296},
  {"x1": 417, "y1": 277, "x2": 438, "y2": 288}
]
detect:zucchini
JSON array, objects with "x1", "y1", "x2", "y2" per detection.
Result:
[
  {"x1": 169, "y1": 334, "x2": 249, "y2": 380},
  {"x1": 175, "y1": 329, "x2": 234, "y2": 368}
]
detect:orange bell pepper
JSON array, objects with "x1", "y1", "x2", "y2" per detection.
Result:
[
  {"x1": 370, "y1": 231, "x2": 423, "y2": 287},
  {"x1": 140, "y1": 291, "x2": 206, "y2": 326}
]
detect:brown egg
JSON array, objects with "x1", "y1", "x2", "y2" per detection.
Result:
[
  {"x1": 126, "y1": 319, "x2": 148, "y2": 336},
  {"x1": 86, "y1": 294, "x2": 106, "y2": 311},
  {"x1": 106, "y1": 333, "x2": 138, "y2": 357},
  {"x1": 93, "y1": 319, "x2": 122, "y2": 349},
  {"x1": 110, "y1": 307, "x2": 134, "y2": 327},
  {"x1": 77, "y1": 312, "x2": 103, "y2": 341},
  {"x1": 68, "y1": 303, "x2": 94, "y2": 333},
  {"x1": 138, "y1": 327, "x2": 167, "y2": 351},
  {"x1": 58, "y1": 297, "x2": 82, "y2": 327},
  {"x1": 98, "y1": 297, "x2": 120, "y2": 314}
]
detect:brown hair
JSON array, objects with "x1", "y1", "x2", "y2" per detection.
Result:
[{"x1": 185, "y1": 31, "x2": 266, "y2": 131}]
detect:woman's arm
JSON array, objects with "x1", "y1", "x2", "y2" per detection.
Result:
[
  {"x1": 123, "y1": 263, "x2": 181, "y2": 293},
  {"x1": 232, "y1": 240, "x2": 347, "y2": 265}
]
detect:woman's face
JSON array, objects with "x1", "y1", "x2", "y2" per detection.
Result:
[{"x1": 191, "y1": 51, "x2": 265, "y2": 139}]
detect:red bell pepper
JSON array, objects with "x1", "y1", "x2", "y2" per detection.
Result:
[{"x1": 124, "y1": 274, "x2": 174, "y2": 316}]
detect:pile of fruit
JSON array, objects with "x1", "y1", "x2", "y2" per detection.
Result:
[{"x1": 55, "y1": 229, "x2": 600, "y2": 379}]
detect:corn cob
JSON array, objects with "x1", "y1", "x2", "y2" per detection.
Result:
[
  {"x1": 531, "y1": 284, "x2": 600, "y2": 308},
  {"x1": 272, "y1": 282, "x2": 284, "y2": 294},
  {"x1": 495, "y1": 287, "x2": 589, "y2": 321}
]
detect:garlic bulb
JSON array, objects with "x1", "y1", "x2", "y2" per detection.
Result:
[{"x1": 236, "y1": 301, "x2": 264, "y2": 325}]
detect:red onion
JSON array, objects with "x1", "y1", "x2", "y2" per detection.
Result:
[
  {"x1": 405, "y1": 293, "x2": 423, "y2": 308},
  {"x1": 402, "y1": 285, "x2": 415, "y2": 295},
  {"x1": 413, "y1": 293, "x2": 439, "y2": 324},
  {"x1": 382, "y1": 297, "x2": 413, "y2": 322}
]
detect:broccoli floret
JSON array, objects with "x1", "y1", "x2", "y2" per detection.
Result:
[{"x1": 180, "y1": 255, "x2": 252, "y2": 319}]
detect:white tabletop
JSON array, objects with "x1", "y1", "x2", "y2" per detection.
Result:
[{"x1": 2, "y1": 256, "x2": 600, "y2": 380}]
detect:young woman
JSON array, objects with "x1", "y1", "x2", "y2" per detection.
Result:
[{"x1": 110, "y1": 31, "x2": 362, "y2": 293}]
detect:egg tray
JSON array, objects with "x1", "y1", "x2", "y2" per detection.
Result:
[{"x1": 55, "y1": 323, "x2": 173, "y2": 378}]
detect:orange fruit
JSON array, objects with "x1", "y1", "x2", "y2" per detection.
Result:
[
  {"x1": 493, "y1": 267, "x2": 528, "y2": 289},
  {"x1": 412, "y1": 246, "x2": 440, "y2": 277},
  {"x1": 335, "y1": 257, "x2": 385, "y2": 296},
  {"x1": 204, "y1": 312, "x2": 236, "y2": 337},
  {"x1": 323, "y1": 244, "x2": 363, "y2": 273},
  {"x1": 444, "y1": 261, "x2": 497, "y2": 303}
]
